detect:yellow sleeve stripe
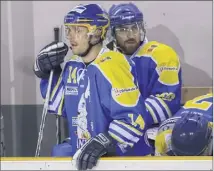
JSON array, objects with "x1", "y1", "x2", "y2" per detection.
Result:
[
  {"x1": 114, "y1": 120, "x2": 143, "y2": 136},
  {"x1": 145, "y1": 103, "x2": 158, "y2": 124},
  {"x1": 154, "y1": 96, "x2": 172, "y2": 118},
  {"x1": 57, "y1": 90, "x2": 65, "y2": 116},
  {"x1": 108, "y1": 131, "x2": 134, "y2": 147},
  {"x1": 50, "y1": 75, "x2": 62, "y2": 101}
]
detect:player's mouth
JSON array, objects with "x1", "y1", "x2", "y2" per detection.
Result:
[{"x1": 125, "y1": 39, "x2": 137, "y2": 45}]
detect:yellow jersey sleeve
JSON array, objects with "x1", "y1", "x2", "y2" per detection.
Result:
[
  {"x1": 94, "y1": 51, "x2": 140, "y2": 107},
  {"x1": 137, "y1": 41, "x2": 181, "y2": 86}
]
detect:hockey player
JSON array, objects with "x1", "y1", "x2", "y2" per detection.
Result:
[
  {"x1": 33, "y1": 4, "x2": 151, "y2": 170},
  {"x1": 155, "y1": 93, "x2": 213, "y2": 156},
  {"x1": 108, "y1": 3, "x2": 182, "y2": 127}
]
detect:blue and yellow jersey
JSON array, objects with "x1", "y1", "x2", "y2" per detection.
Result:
[
  {"x1": 155, "y1": 93, "x2": 213, "y2": 156},
  {"x1": 40, "y1": 48, "x2": 151, "y2": 156},
  {"x1": 132, "y1": 41, "x2": 182, "y2": 126}
]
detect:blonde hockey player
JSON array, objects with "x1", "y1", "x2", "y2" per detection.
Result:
[{"x1": 33, "y1": 4, "x2": 152, "y2": 170}]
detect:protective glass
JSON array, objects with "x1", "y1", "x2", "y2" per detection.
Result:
[
  {"x1": 65, "y1": 25, "x2": 89, "y2": 40},
  {"x1": 114, "y1": 22, "x2": 144, "y2": 37}
]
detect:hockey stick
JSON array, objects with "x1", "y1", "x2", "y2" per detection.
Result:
[
  {"x1": 54, "y1": 27, "x2": 62, "y2": 145},
  {"x1": 35, "y1": 27, "x2": 59, "y2": 157}
]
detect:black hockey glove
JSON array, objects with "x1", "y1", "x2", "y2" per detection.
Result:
[
  {"x1": 73, "y1": 133, "x2": 116, "y2": 170},
  {"x1": 33, "y1": 41, "x2": 68, "y2": 79}
]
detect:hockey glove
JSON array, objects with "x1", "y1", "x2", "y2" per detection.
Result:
[
  {"x1": 34, "y1": 41, "x2": 68, "y2": 79},
  {"x1": 72, "y1": 133, "x2": 116, "y2": 170}
]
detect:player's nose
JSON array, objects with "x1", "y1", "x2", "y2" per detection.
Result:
[{"x1": 127, "y1": 30, "x2": 135, "y2": 38}]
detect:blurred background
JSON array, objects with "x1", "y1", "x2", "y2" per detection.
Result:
[{"x1": 1, "y1": 1, "x2": 212, "y2": 157}]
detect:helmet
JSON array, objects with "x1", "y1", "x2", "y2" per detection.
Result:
[
  {"x1": 108, "y1": 3, "x2": 146, "y2": 53},
  {"x1": 171, "y1": 112, "x2": 212, "y2": 156},
  {"x1": 64, "y1": 4, "x2": 109, "y2": 39},
  {"x1": 109, "y1": 3, "x2": 144, "y2": 29}
]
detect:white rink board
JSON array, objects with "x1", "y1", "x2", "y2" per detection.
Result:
[{"x1": 1, "y1": 157, "x2": 213, "y2": 170}]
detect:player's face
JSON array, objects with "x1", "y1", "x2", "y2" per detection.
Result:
[
  {"x1": 65, "y1": 25, "x2": 90, "y2": 55},
  {"x1": 115, "y1": 22, "x2": 143, "y2": 56}
]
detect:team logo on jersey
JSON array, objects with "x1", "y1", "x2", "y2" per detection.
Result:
[
  {"x1": 156, "y1": 92, "x2": 175, "y2": 101},
  {"x1": 157, "y1": 66, "x2": 178, "y2": 73},
  {"x1": 112, "y1": 86, "x2": 140, "y2": 107},
  {"x1": 112, "y1": 87, "x2": 138, "y2": 97},
  {"x1": 156, "y1": 63, "x2": 180, "y2": 86},
  {"x1": 76, "y1": 78, "x2": 91, "y2": 150},
  {"x1": 65, "y1": 86, "x2": 78, "y2": 95}
]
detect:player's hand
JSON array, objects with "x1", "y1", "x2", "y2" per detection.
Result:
[
  {"x1": 72, "y1": 133, "x2": 116, "y2": 170},
  {"x1": 34, "y1": 41, "x2": 68, "y2": 78}
]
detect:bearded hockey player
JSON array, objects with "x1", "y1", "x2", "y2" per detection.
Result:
[
  {"x1": 33, "y1": 4, "x2": 151, "y2": 170},
  {"x1": 155, "y1": 93, "x2": 213, "y2": 156},
  {"x1": 108, "y1": 3, "x2": 182, "y2": 126}
]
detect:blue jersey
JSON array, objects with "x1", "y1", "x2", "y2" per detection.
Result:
[
  {"x1": 40, "y1": 48, "x2": 151, "y2": 156},
  {"x1": 155, "y1": 93, "x2": 213, "y2": 156},
  {"x1": 176, "y1": 93, "x2": 213, "y2": 122},
  {"x1": 132, "y1": 41, "x2": 182, "y2": 126}
]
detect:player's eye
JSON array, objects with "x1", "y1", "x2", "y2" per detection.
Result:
[
  {"x1": 115, "y1": 27, "x2": 128, "y2": 34},
  {"x1": 65, "y1": 27, "x2": 71, "y2": 37},
  {"x1": 131, "y1": 25, "x2": 138, "y2": 32}
]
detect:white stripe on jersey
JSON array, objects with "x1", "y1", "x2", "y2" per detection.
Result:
[
  {"x1": 145, "y1": 102, "x2": 159, "y2": 124},
  {"x1": 108, "y1": 131, "x2": 134, "y2": 147},
  {"x1": 48, "y1": 87, "x2": 63, "y2": 111},
  {"x1": 153, "y1": 96, "x2": 172, "y2": 118},
  {"x1": 146, "y1": 98, "x2": 166, "y2": 122},
  {"x1": 109, "y1": 122, "x2": 140, "y2": 143}
]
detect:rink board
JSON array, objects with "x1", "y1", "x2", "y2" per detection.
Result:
[{"x1": 1, "y1": 157, "x2": 213, "y2": 170}]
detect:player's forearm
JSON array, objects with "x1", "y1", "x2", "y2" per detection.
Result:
[
  {"x1": 108, "y1": 117, "x2": 145, "y2": 153},
  {"x1": 40, "y1": 75, "x2": 65, "y2": 114},
  {"x1": 40, "y1": 75, "x2": 61, "y2": 99}
]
